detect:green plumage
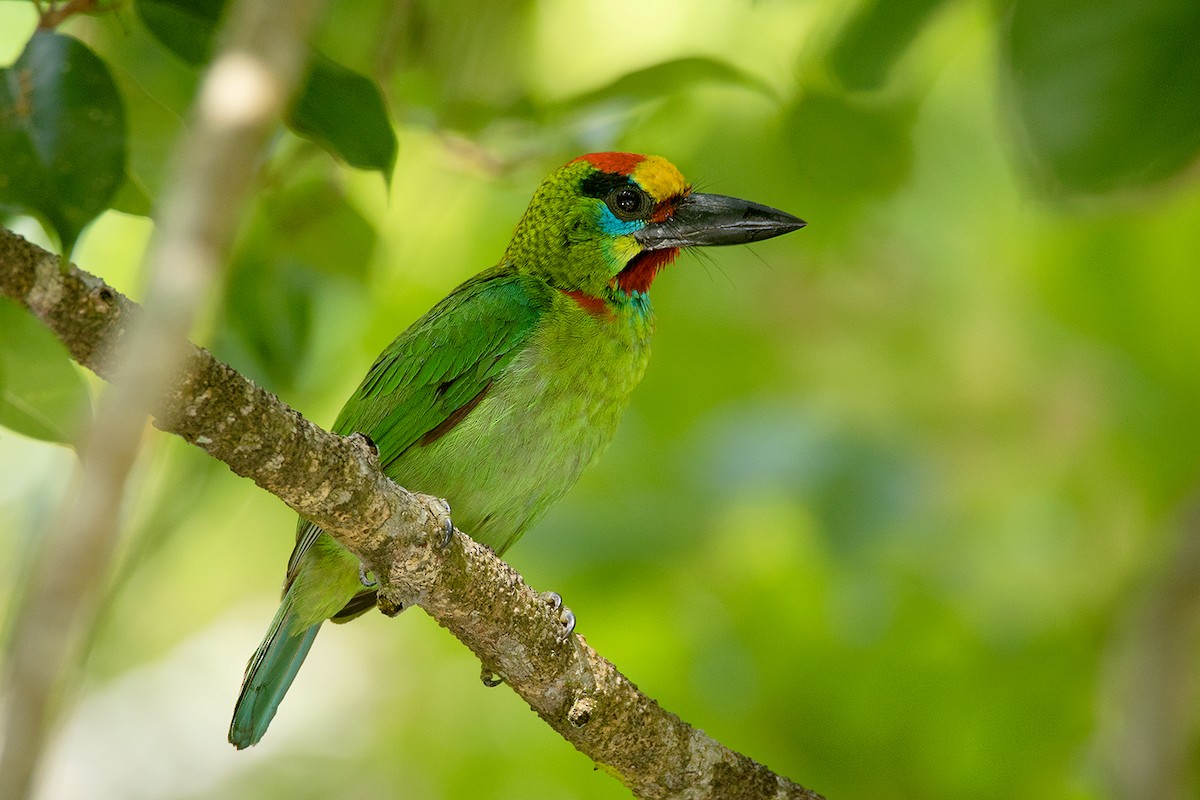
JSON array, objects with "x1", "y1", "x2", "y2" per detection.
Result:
[{"x1": 229, "y1": 153, "x2": 803, "y2": 748}]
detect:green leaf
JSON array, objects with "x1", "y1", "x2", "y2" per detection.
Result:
[
  {"x1": 103, "y1": 52, "x2": 189, "y2": 217},
  {"x1": 134, "y1": 0, "x2": 227, "y2": 66},
  {"x1": 1003, "y1": 0, "x2": 1200, "y2": 196},
  {"x1": 0, "y1": 32, "x2": 127, "y2": 256},
  {"x1": 0, "y1": 297, "x2": 91, "y2": 446},
  {"x1": 110, "y1": 169, "x2": 155, "y2": 217},
  {"x1": 829, "y1": 0, "x2": 952, "y2": 92},
  {"x1": 289, "y1": 54, "x2": 397, "y2": 181},
  {"x1": 557, "y1": 56, "x2": 776, "y2": 110}
]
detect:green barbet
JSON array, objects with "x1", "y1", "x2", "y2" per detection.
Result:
[{"x1": 229, "y1": 152, "x2": 805, "y2": 748}]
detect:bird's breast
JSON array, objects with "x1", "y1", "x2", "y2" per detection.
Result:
[{"x1": 398, "y1": 299, "x2": 654, "y2": 553}]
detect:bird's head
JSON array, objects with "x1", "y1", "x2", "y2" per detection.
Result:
[{"x1": 504, "y1": 152, "x2": 805, "y2": 301}]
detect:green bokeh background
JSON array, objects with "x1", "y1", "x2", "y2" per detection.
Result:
[{"x1": 3, "y1": 1, "x2": 1200, "y2": 798}]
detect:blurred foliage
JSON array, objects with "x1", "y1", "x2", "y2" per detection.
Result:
[
  {"x1": 1002, "y1": 0, "x2": 1200, "y2": 196},
  {"x1": 216, "y1": 166, "x2": 377, "y2": 391},
  {"x1": 135, "y1": 0, "x2": 229, "y2": 65},
  {"x1": 829, "y1": 0, "x2": 953, "y2": 92},
  {"x1": 3, "y1": 0, "x2": 1200, "y2": 798},
  {"x1": 132, "y1": 0, "x2": 398, "y2": 180}
]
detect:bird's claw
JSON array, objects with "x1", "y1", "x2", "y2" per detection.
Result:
[
  {"x1": 377, "y1": 596, "x2": 404, "y2": 617},
  {"x1": 351, "y1": 431, "x2": 379, "y2": 458},
  {"x1": 358, "y1": 563, "x2": 377, "y2": 588},
  {"x1": 568, "y1": 695, "x2": 594, "y2": 728},
  {"x1": 480, "y1": 665, "x2": 503, "y2": 687},
  {"x1": 438, "y1": 498, "x2": 454, "y2": 548},
  {"x1": 542, "y1": 591, "x2": 575, "y2": 636}
]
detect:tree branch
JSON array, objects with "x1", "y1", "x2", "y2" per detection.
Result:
[{"x1": 0, "y1": 225, "x2": 825, "y2": 799}]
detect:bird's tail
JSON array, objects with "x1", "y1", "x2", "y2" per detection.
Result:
[{"x1": 229, "y1": 591, "x2": 321, "y2": 749}]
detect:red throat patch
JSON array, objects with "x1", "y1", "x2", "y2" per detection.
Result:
[
  {"x1": 560, "y1": 289, "x2": 615, "y2": 320},
  {"x1": 615, "y1": 248, "x2": 680, "y2": 295},
  {"x1": 573, "y1": 152, "x2": 645, "y2": 176}
]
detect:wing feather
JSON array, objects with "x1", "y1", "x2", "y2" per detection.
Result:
[{"x1": 283, "y1": 267, "x2": 551, "y2": 590}]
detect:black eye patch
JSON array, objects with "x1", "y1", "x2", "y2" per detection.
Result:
[{"x1": 580, "y1": 170, "x2": 634, "y2": 200}]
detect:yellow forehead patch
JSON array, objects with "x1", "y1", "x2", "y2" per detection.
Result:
[{"x1": 631, "y1": 155, "x2": 690, "y2": 202}]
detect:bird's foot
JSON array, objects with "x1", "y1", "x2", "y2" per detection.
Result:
[
  {"x1": 568, "y1": 695, "x2": 594, "y2": 728},
  {"x1": 350, "y1": 431, "x2": 379, "y2": 458},
  {"x1": 434, "y1": 497, "x2": 454, "y2": 548},
  {"x1": 377, "y1": 595, "x2": 404, "y2": 617},
  {"x1": 542, "y1": 591, "x2": 576, "y2": 637},
  {"x1": 358, "y1": 563, "x2": 377, "y2": 589},
  {"x1": 480, "y1": 664, "x2": 504, "y2": 687}
]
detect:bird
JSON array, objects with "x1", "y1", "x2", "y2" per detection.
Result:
[{"x1": 229, "y1": 152, "x2": 805, "y2": 748}]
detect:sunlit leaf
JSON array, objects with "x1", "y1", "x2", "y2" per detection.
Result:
[
  {"x1": 82, "y1": 8, "x2": 200, "y2": 217},
  {"x1": 103, "y1": 46, "x2": 189, "y2": 217},
  {"x1": 1003, "y1": 0, "x2": 1200, "y2": 196},
  {"x1": 0, "y1": 32, "x2": 127, "y2": 256},
  {"x1": 289, "y1": 53, "x2": 397, "y2": 181},
  {"x1": 558, "y1": 56, "x2": 775, "y2": 111},
  {"x1": 110, "y1": 170, "x2": 154, "y2": 217},
  {"x1": 0, "y1": 297, "x2": 91, "y2": 445}
]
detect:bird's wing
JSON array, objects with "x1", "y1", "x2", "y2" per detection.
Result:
[
  {"x1": 283, "y1": 267, "x2": 552, "y2": 591},
  {"x1": 333, "y1": 267, "x2": 553, "y2": 463}
]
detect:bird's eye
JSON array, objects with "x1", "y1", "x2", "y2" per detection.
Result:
[{"x1": 606, "y1": 187, "x2": 651, "y2": 221}]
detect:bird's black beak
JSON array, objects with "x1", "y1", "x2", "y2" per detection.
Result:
[{"x1": 633, "y1": 192, "x2": 806, "y2": 250}]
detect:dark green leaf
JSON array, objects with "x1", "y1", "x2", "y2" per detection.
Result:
[
  {"x1": 830, "y1": 0, "x2": 952, "y2": 91},
  {"x1": 1004, "y1": 0, "x2": 1200, "y2": 196},
  {"x1": 0, "y1": 297, "x2": 91, "y2": 445},
  {"x1": 0, "y1": 32, "x2": 127, "y2": 256},
  {"x1": 289, "y1": 54, "x2": 397, "y2": 181},
  {"x1": 134, "y1": 0, "x2": 227, "y2": 66}
]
